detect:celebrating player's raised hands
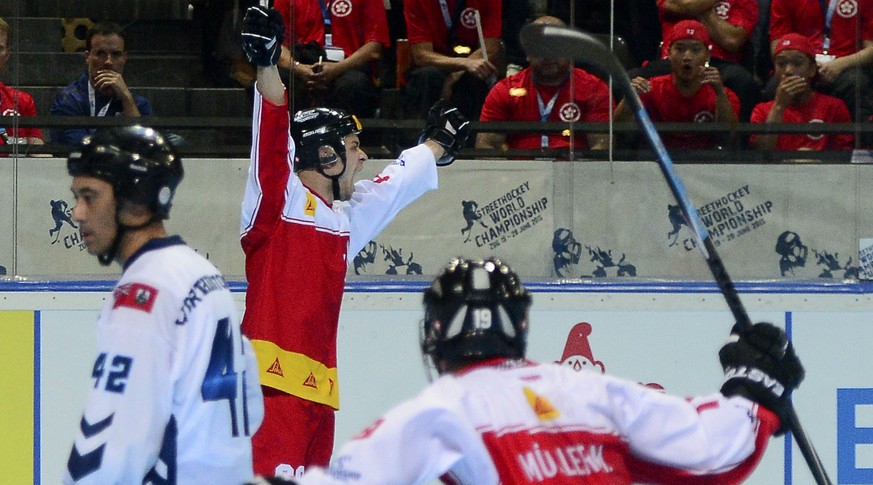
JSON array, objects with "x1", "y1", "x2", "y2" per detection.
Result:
[
  {"x1": 241, "y1": 6, "x2": 285, "y2": 67},
  {"x1": 418, "y1": 100, "x2": 471, "y2": 166},
  {"x1": 719, "y1": 322, "x2": 805, "y2": 434}
]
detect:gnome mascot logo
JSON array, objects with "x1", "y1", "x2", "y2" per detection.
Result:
[{"x1": 555, "y1": 322, "x2": 606, "y2": 373}]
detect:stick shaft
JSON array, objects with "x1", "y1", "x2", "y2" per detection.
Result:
[{"x1": 518, "y1": 24, "x2": 833, "y2": 485}]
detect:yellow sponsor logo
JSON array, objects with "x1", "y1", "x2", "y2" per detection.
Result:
[
  {"x1": 510, "y1": 87, "x2": 527, "y2": 97},
  {"x1": 524, "y1": 386, "x2": 560, "y2": 421},
  {"x1": 304, "y1": 192, "x2": 317, "y2": 217},
  {"x1": 251, "y1": 339, "x2": 340, "y2": 409}
]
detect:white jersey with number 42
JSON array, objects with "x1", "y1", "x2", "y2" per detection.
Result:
[{"x1": 64, "y1": 236, "x2": 264, "y2": 485}]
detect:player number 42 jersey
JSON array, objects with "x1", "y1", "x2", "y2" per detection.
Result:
[{"x1": 64, "y1": 237, "x2": 264, "y2": 485}]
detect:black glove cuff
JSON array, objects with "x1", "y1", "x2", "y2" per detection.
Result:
[{"x1": 721, "y1": 377, "x2": 791, "y2": 436}]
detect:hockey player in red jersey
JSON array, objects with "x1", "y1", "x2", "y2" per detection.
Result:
[
  {"x1": 275, "y1": 257, "x2": 804, "y2": 484},
  {"x1": 239, "y1": 5, "x2": 471, "y2": 478}
]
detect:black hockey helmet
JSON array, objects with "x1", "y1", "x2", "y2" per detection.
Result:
[
  {"x1": 67, "y1": 125, "x2": 183, "y2": 220},
  {"x1": 421, "y1": 258, "x2": 532, "y2": 375},
  {"x1": 292, "y1": 107, "x2": 361, "y2": 173}
]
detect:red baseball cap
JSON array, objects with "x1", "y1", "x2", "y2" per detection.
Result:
[
  {"x1": 773, "y1": 33, "x2": 816, "y2": 59},
  {"x1": 668, "y1": 20, "x2": 710, "y2": 47}
]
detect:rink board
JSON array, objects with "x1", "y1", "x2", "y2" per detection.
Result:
[{"x1": 1, "y1": 279, "x2": 872, "y2": 485}]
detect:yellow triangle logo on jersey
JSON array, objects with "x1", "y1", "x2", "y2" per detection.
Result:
[
  {"x1": 267, "y1": 358, "x2": 284, "y2": 377},
  {"x1": 304, "y1": 192, "x2": 317, "y2": 217},
  {"x1": 303, "y1": 372, "x2": 318, "y2": 389},
  {"x1": 523, "y1": 387, "x2": 559, "y2": 421}
]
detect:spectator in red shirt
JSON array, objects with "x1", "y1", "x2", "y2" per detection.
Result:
[
  {"x1": 615, "y1": 20, "x2": 740, "y2": 150},
  {"x1": 630, "y1": 0, "x2": 760, "y2": 123},
  {"x1": 403, "y1": 0, "x2": 502, "y2": 121},
  {"x1": 274, "y1": 0, "x2": 390, "y2": 118},
  {"x1": 767, "y1": 0, "x2": 873, "y2": 139},
  {"x1": 477, "y1": 16, "x2": 613, "y2": 154},
  {"x1": 751, "y1": 33, "x2": 854, "y2": 151},
  {"x1": 0, "y1": 17, "x2": 44, "y2": 150}
]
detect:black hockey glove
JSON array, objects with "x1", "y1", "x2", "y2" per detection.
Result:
[
  {"x1": 418, "y1": 100, "x2": 471, "y2": 167},
  {"x1": 241, "y1": 6, "x2": 285, "y2": 67},
  {"x1": 719, "y1": 322, "x2": 805, "y2": 435}
]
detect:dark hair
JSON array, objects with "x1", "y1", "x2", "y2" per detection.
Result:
[{"x1": 85, "y1": 21, "x2": 126, "y2": 51}]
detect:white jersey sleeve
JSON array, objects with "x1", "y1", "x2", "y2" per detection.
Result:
[{"x1": 344, "y1": 143, "x2": 438, "y2": 257}]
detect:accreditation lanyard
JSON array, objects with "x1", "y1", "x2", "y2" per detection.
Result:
[
  {"x1": 87, "y1": 82, "x2": 112, "y2": 117},
  {"x1": 536, "y1": 87, "x2": 561, "y2": 148},
  {"x1": 438, "y1": 0, "x2": 452, "y2": 27},
  {"x1": 820, "y1": 0, "x2": 838, "y2": 54}
]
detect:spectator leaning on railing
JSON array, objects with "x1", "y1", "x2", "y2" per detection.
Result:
[
  {"x1": 0, "y1": 17, "x2": 44, "y2": 149},
  {"x1": 50, "y1": 21, "x2": 153, "y2": 146},
  {"x1": 767, "y1": 0, "x2": 873, "y2": 144},
  {"x1": 751, "y1": 33, "x2": 854, "y2": 151},
  {"x1": 476, "y1": 15, "x2": 614, "y2": 155},
  {"x1": 615, "y1": 20, "x2": 740, "y2": 151}
]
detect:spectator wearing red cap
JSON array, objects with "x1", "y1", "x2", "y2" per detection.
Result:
[
  {"x1": 628, "y1": 0, "x2": 760, "y2": 123},
  {"x1": 615, "y1": 20, "x2": 740, "y2": 150},
  {"x1": 751, "y1": 33, "x2": 854, "y2": 152},
  {"x1": 767, "y1": 0, "x2": 873, "y2": 142}
]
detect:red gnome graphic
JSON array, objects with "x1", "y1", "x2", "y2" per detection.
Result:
[{"x1": 556, "y1": 322, "x2": 605, "y2": 373}]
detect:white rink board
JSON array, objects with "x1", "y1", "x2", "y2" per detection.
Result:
[{"x1": 3, "y1": 280, "x2": 873, "y2": 485}]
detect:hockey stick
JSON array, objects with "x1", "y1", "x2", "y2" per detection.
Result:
[{"x1": 520, "y1": 23, "x2": 832, "y2": 485}]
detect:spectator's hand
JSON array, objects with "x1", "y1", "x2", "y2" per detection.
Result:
[
  {"x1": 817, "y1": 56, "x2": 848, "y2": 85},
  {"x1": 774, "y1": 75, "x2": 808, "y2": 107},
  {"x1": 630, "y1": 76, "x2": 650, "y2": 94},
  {"x1": 93, "y1": 69, "x2": 131, "y2": 98},
  {"x1": 463, "y1": 57, "x2": 498, "y2": 81},
  {"x1": 305, "y1": 62, "x2": 342, "y2": 91},
  {"x1": 719, "y1": 322, "x2": 805, "y2": 436},
  {"x1": 700, "y1": 65, "x2": 725, "y2": 93},
  {"x1": 241, "y1": 6, "x2": 285, "y2": 67}
]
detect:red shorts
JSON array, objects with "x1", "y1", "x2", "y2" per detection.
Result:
[{"x1": 252, "y1": 388, "x2": 335, "y2": 478}]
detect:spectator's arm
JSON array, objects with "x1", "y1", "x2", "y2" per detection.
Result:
[
  {"x1": 587, "y1": 133, "x2": 611, "y2": 150},
  {"x1": 663, "y1": 0, "x2": 715, "y2": 18},
  {"x1": 819, "y1": 40, "x2": 873, "y2": 84},
  {"x1": 751, "y1": 103, "x2": 785, "y2": 151},
  {"x1": 698, "y1": 9, "x2": 750, "y2": 53},
  {"x1": 475, "y1": 131, "x2": 507, "y2": 151},
  {"x1": 319, "y1": 41, "x2": 383, "y2": 83}
]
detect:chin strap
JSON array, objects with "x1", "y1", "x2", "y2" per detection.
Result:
[{"x1": 97, "y1": 202, "x2": 160, "y2": 266}]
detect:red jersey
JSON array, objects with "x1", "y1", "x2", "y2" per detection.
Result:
[
  {"x1": 0, "y1": 82, "x2": 42, "y2": 143},
  {"x1": 404, "y1": 0, "x2": 501, "y2": 56},
  {"x1": 638, "y1": 74, "x2": 741, "y2": 149},
  {"x1": 658, "y1": 0, "x2": 758, "y2": 63},
  {"x1": 770, "y1": 0, "x2": 873, "y2": 58},
  {"x1": 750, "y1": 92, "x2": 854, "y2": 150},
  {"x1": 240, "y1": 91, "x2": 438, "y2": 409},
  {"x1": 479, "y1": 67, "x2": 614, "y2": 150},
  {"x1": 275, "y1": 0, "x2": 390, "y2": 56}
]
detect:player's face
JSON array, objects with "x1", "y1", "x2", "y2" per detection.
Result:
[
  {"x1": 86, "y1": 34, "x2": 127, "y2": 80},
  {"x1": 70, "y1": 176, "x2": 119, "y2": 258},
  {"x1": 668, "y1": 40, "x2": 709, "y2": 82},
  {"x1": 336, "y1": 134, "x2": 366, "y2": 201},
  {"x1": 0, "y1": 31, "x2": 9, "y2": 72},
  {"x1": 773, "y1": 51, "x2": 816, "y2": 81}
]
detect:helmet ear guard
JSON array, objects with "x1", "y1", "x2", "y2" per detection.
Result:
[{"x1": 292, "y1": 107, "x2": 361, "y2": 175}]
